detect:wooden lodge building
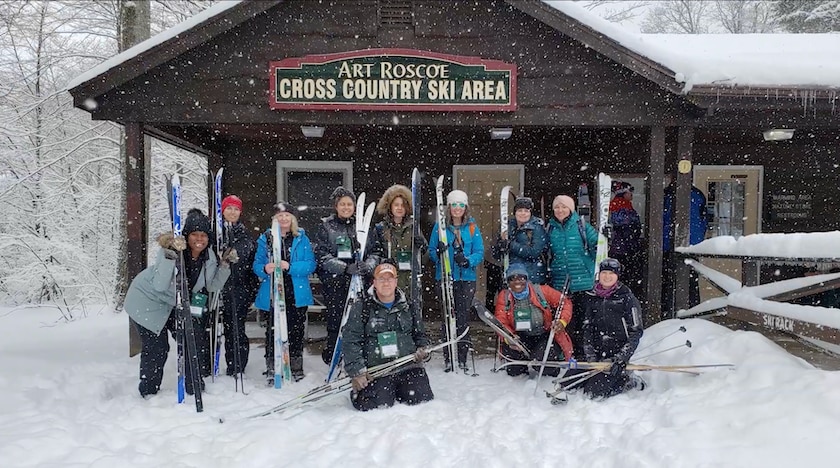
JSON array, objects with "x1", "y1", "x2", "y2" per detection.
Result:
[{"x1": 69, "y1": 0, "x2": 840, "y2": 327}]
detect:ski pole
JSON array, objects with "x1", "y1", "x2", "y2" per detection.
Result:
[
  {"x1": 634, "y1": 340, "x2": 692, "y2": 361},
  {"x1": 635, "y1": 326, "x2": 687, "y2": 355},
  {"x1": 534, "y1": 275, "x2": 571, "y2": 396}
]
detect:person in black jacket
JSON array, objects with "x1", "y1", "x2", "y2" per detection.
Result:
[
  {"x1": 576, "y1": 258, "x2": 645, "y2": 399},
  {"x1": 314, "y1": 187, "x2": 384, "y2": 365},
  {"x1": 218, "y1": 195, "x2": 255, "y2": 377}
]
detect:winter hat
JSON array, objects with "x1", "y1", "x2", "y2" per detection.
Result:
[
  {"x1": 554, "y1": 195, "x2": 576, "y2": 212},
  {"x1": 505, "y1": 263, "x2": 529, "y2": 281},
  {"x1": 447, "y1": 190, "x2": 469, "y2": 206},
  {"x1": 330, "y1": 186, "x2": 356, "y2": 205},
  {"x1": 599, "y1": 258, "x2": 622, "y2": 275},
  {"x1": 182, "y1": 208, "x2": 212, "y2": 237},
  {"x1": 221, "y1": 195, "x2": 243, "y2": 213},
  {"x1": 614, "y1": 182, "x2": 634, "y2": 197},
  {"x1": 273, "y1": 201, "x2": 298, "y2": 217},
  {"x1": 513, "y1": 196, "x2": 533, "y2": 211}
]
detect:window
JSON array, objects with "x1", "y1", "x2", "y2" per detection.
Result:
[{"x1": 276, "y1": 161, "x2": 353, "y2": 236}]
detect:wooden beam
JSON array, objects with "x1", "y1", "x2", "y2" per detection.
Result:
[
  {"x1": 645, "y1": 126, "x2": 665, "y2": 325},
  {"x1": 673, "y1": 126, "x2": 694, "y2": 311},
  {"x1": 727, "y1": 306, "x2": 840, "y2": 345},
  {"x1": 125, "y1": 122, "x2": 147, "y2": 357},
  {"x1": 767, "y1": 277, "x2": 840, "y2": 303}
]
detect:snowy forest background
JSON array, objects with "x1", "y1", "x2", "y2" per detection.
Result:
[{"x1": 1, "y1": 0, "x2": 838, "y2": 318}]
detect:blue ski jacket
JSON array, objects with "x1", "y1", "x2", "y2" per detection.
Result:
[
  {"x1": 253, "y1": 227, "x2": 316, "y2": 310},
  {"x1": 491, "y1": 216, "x2": 549, "y2": 284},
  {"x1": 429, "y1": 217, "x2": 484, "y2": 282}
]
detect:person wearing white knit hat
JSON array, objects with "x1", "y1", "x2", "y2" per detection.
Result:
[
  {"x1": 429, "y1": 188, "x2": 484, "y2": 372},
  {"x1": 546, "y1": 192, "x2": 599, "y2": 359}
]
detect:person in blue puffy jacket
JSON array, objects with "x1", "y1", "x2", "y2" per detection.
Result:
[
  {"x1": 253, "y1": 201, "x2": 316, "y2": 382},
  {"x1": 429, "y1": 189, "x2": 484, "y2": 371}
]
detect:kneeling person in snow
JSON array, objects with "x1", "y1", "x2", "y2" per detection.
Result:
[
  {"x1": 494, "y1": 263, "x2": 574, "y2": 377},
  {"x1": 573, "y1": 258, "x2": 644, "y2": 399},
  {"x1": 125, "y1": 209, "x2": 236, "y2": 398},
  {"x1": 343, "y1": 261, "x2": 434, "y2": 411}
]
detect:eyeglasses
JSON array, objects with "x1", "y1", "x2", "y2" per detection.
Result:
[
  {"x1": 450, "y1": 202, "x2": 466, "y2": 208},
  {"x1": 507, "y1": 274, "x2": 527, "y2": 282}
]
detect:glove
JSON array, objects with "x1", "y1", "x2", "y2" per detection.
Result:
[
  {"x1": 602, "y1": 224, "x2": 613, "y2": 241},
  {"x1": 414, "y1": 235, "x2": 427, "y2": 253},
  {"x1": 454, "y1": 251, "x2": 469, "y2": 268},
  {"x1": 496, "y1": 238, "x2": 509, "y2": 253},
  {"x1": 414, "y1": 347, "x2": 429, "y2": 362},
  {"x1": 609, "y1": 359, "x2": 627, "y2": 378},
  {"x1": 346, "y1": 261, "x2": 372, "y2": 276},
  {"x1": 157, "y1": 232, "x2": 187, "y2": 251},
  {"x1": 351, "y1": 373, "x2": 370, "y2": 392},
  {"x1": 583, "y1": 344, "x2": 597, "y2": 363},
  {"x1": 221, "y1": 247, "x2": 239, "y2": 265},
  {"x1": 435, "y1": 241, "x2": 448, "y2": 257}
]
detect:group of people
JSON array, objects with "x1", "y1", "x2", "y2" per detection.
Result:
[{"x1": 124, "y1": 180, "x2": 649, "y2": 408}]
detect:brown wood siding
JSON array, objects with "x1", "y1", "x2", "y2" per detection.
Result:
[{"x1": 90, "y1": 0, "x2": 690, "y2": 126}]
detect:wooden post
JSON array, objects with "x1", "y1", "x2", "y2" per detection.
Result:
[
  {"x1": 121, "y1": 0, "x2": 151, "y2": 358},
  {"x1": 125, "y1": 122, "x2": 147, "y2": 357},
  {"x1": 645, "y1": 126, "x2": 666, "y2": 325},
  {"x1": 674, "y1": 126, "x2": 694, "y2": 311}
]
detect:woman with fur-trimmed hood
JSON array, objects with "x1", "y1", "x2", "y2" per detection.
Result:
[{"x1": 370, "y1": 184, "x2": 427, "y2": 295}]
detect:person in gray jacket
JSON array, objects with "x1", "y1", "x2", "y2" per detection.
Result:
[{"x1": 125, "y1": 209, "x2": 235, "y2": 398}]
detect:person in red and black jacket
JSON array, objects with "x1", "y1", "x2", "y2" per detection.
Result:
[{"x1": 494, "y1": 263, "x2": 573, "y2": 377}]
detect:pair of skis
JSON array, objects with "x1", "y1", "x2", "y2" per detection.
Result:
[
  {"x1": 209, "y1": 169, "x2": 224, "y2": 383},
  {"x1": 325, "y1": 193, "x2": 376, "y2": 383},
  {"x1": 249, "y1": 328, "x2": 470, "y2": 419},
  {"x1": 168, "y1": 175, "x2": 204, "y2": 412},
  {"x1": 270, "y1": 217, "x2": 293, "y2": 388},
  {"x1": 434, "y1": 175, "x2": 459, "y2": 371},
  {"x1": 594, "y1": 173, "x2": 612, "y2": 277}
]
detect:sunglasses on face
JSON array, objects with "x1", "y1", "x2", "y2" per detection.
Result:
[
  {"x1": 600, "y1": 259, "x2": 621, "y2": 270},
  {"x1": 507, "y1": 275, "x2": 527, "y2": 282},
  {"x1": 450, "y1": 202, "x2": 466, "y2": 208}
]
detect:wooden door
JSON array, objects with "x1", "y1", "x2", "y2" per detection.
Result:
[
  {"x1": 453, "y1": 165, "x2": 524, "y2": 303},
  {"x1": 693, "y1": 166, "x2": 763, "y2": 301}
]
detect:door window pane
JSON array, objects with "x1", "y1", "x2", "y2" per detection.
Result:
[{"x1": 287, "y1": 171, "x2": 344, "y2": 235}]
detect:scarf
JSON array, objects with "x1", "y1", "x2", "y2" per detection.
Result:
[
  {"x1": 594, "y1": 282, "x2": 619, "y2": 298},
  {"x1": 512, "y1": 284, "x2": 530, "y2": 301}
]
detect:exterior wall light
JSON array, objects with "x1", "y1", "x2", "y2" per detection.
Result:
[
  {"x1": 301, "y1": 126, "x2": 325, "y2": 138},
  {"x1": 490, "y1": 127, "x2": 513, "y2": 140},
  {"x1": 762, "y1": 129, "x2": 795, "y2": 141}
]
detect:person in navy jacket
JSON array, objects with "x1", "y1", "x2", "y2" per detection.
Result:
[{"x1": 253, "y1": 201, "x2": 316, "y2": 382}]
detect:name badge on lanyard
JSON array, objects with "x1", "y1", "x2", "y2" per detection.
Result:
[
  {"x1": 514, "y1": 307, "x2": 532, "y2": 332},
  {"x1": 396, "y1": 250, "x2": 412, "y2": 271},
  {"x1": 336, "y1": 235, "x2": 352, "y2": 259},
  {"x1": 377, "y1": 331, "x2": 399, "y2": 358},
  {"x1": 190, "y1": 292, "x2": 208, "y2": 317}
]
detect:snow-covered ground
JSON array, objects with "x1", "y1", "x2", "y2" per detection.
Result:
[{"x1": 1, "y1": 307, "x2": 838, "y2": 467}]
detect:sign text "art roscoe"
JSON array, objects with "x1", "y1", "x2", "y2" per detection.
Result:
[{"x1": 269, "y1": 49, "x2": 516, "y2": 112}]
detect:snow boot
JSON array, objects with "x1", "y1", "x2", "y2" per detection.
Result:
[{"x1": 291, "y1": 357, "x2": 304, "y2": 381}]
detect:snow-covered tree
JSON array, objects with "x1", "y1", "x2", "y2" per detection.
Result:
[
  {"x1": 713, "y1": 0, "x2": 779, "y2": 33},
  {"x1": 641, "y1": 0, "x2": 712, "y2": 33},
  {"x1": 774, "y1": 0, "x2": 840, "y2": 32}
]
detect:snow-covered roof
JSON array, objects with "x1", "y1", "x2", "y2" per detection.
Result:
[
  {"x1": 68, "y1": 0, "x2": 840, "y2": 95},
  {"x1": 544, "y1": 1, "x2": 840, "y2": 92},
  {"x1": 678, "y1": 232, "x2": 840, "y2": 259},
  {"x1": 66, "y1": 0, "x2": 244, "y2": 91}
]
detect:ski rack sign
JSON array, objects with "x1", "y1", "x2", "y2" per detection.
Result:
[{"x1": 269, "y1": 49, "x2": 517, "y2": 112}]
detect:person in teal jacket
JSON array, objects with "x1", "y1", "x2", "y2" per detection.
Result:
[
  {"x1": 429, "y1": 189, "x2": 484, "y2": 371},
  {"x1": 546, "y1": 194, "x2": 599, "y2": 358},
  {"x1": 253, "y1": 201, "x2": 316, "y2": 382}
]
